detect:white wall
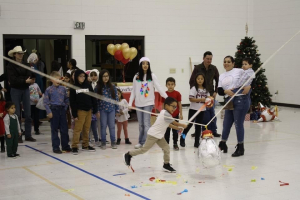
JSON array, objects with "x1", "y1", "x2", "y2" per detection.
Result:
[
  {"x1": 253, "y1": 0, "x2": 300, "y2": 105},
  {"x1": 0, "y1": 0, "x2": 253, "y2": 104}
]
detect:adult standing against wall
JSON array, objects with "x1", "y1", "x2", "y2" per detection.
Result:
[
  {"x1": 129, "y1": 57, "x2": 168, "y2": 149},
  {"x1": 189, "y1": 51, "x2": 221, "y2": 137},
  {"x1": 7, "y1": 46, "x2": 36, "y2": 143},
  {"x1": 218, "y1": 56, "x2": 251, "y2": 157}
]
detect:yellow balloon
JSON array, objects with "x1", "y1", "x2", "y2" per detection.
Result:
[
  {"x1": 115, "y1": 44, "x2": 121, "y2": 51},
  {"x1": 121, "y1": 43, "x2": 129, "y2": 50},
  {"x1": 107, "y1": 44, "x2": 115, "y2": 55},
  {"x1": 122, "y1": 47, "x2": 130, "y2": 59},
  {"x1": 129, "y1": 47, "x2": 138, "y2": 60}
]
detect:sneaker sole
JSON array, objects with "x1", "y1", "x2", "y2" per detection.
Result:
[
  {"x1": 123, "y1": 153, "x2": 130, "y2": 167},
  {"x1": 72, "y1": 152, "x2": 78, "y2": 155},
  {"x1": 162, "y1": 168, "x2": 176, "y2": 173}
]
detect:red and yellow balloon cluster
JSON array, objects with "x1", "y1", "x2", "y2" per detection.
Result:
[{"x1": 107, "y1": 43, "x2": 138, "y2": 65}]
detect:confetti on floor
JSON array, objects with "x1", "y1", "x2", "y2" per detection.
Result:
[
  {"x1": 279, "y1": 181, "x2": 289, "y2": 186},
  {"x1": 251, "y1": 166, "x2": 258, "y2": 170},
  {"x1": 228, "y1": 168, "x2": 233, "y2": 171},
  {"x1": 149, "y1": 177, "x2": 155, "y2": 181},
  {"x1": 61, "y1": 189, "x2": 74, "y2": 193},
  {"x1": 261, "y1": 178, "x2": 265, "y2": 180},
  {"x1": 131, "y1": 185, "x2": 138, "y2": 189},
  {"x1": 177, "y1": 189, "x2": 188, "y2": 195},
  {"x1": 125, "y1": 194, "x2": 130, "y2": 196},
  {"x1": 130, "y1": 166, "x2": 135, "y2": 172},
  {"x1": 113, "y1": 173, "x2": 127, "y2": 176},
  {"x1": 198, "y1": 181, "x2": 205, "y2": 183},
  {"x1": 251, "y1": 179, "x2": 256, "y2": 182}
]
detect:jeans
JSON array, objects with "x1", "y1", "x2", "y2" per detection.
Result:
[
  {"x1": 10, "y1": 88, "x2": 32, "y2": 138},
  {"x1": 31, "y1": 105, "x2": 40, "y2": 132},
  {"x1": 203, "y1": 100, "x2": 217, "y2": 133},
  {"x1": 90, "y1": 120, "x2": 99, "y2": 141},
  {"x1": 100, "y1": 110, "x2": 116, "y2": 144},
  {"x1": 136, "y1": 105, "x2": 153, "y2": 145},
  {"x1": 221, "y1": 94, "x2": 250, "y2": 143},
  {"x1": 50, "y1": 106, "x2": 70, "y2": 151}
]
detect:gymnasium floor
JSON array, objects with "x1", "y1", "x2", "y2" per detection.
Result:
[{"x1": 0, "y1": 106, "x2": 299, "y2": 200}]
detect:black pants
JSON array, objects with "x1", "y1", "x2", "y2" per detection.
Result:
[
  {"x1": 31, "y1": 105, "x2": 40, "y2": 132},
  {"x1": 164, "y1": 115, "x2": 179, "y2": 145},
  {"x1": 181, "y1": 109, "x2": 205, "y2": 144},
  {"x1": 0, "y1": 136, "x2": 5, "y2": 151}
]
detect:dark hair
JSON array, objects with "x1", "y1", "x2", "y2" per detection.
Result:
[
  {"x1": 30, "y1": 73, "x2": 36, "y2": 79},
  {"x1": 90, "y1": 71, "x2": 97, "y2": 77},
  {"x1": 194, "y1": 73, "x2": 206, "y2": 90},
  {"x1": 243, "y1": 57, "x2": 253, "y2": 65},
  {"x1": 70, "y1": 70, "x2": 76, "y2": 85},
  {"x1": 69, "y1": 59, "x2": 77, "y2": 69},
  {"x1": 64, "y1": 73, "x2": 71, "y2": 78},
  {"x1": 136, "y1": 61, "x2": 152, "y2": 81},
  {"x1": 5, "y1": 101, "x2": 15, "y2": 111},
  {"x1": 0, "y1": 92, "x2": 4, "y2": 101},
  {"x1": 97, "y1": 69, "x2": 116, "y2": 100},
  {"x1": 51, "y1": 60, "x2": 61, "y2": 72},
  {"x1": 116, "y1": 88, "x2": 123, "y2": 99},
  {"x1": 166, "y1": 77, "x2": 176, "y2": 84},
  {"x1": 224, "y1": 55, "x2": 235, "y2": 63},
  {"x1": 203, "y1": 51, "x2": 213, "y2": 58},
  {"x1": 164, "y1": 97, "x2": 177, "y2": 107}
]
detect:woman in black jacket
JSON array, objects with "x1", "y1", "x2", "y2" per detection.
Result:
[{"x1": 7, "y1": 46, "x2": 36, "y2": 142}]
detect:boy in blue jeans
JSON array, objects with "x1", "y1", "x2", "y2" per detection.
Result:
[{"x1": 44, "y1": 71, "x2": 71, "y2": 154}]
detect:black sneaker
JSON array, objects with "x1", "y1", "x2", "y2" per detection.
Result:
[
  {"x1": 191, "y1": 133, "x2": 195, "y2": 137},
  {"x1": 213, "y1": 132, "x2": 221, "y2": 137},
  {"x1": 116, "y1": 138, "x2": 121, "y2": 145},
  {"x1": 35, "y1": 131, "x2": 41, "y2": 135},
  {"x1": 62, "y1": 147, "x2": 72, "y2": 153},
  {"x1": 194, "y1": 142, "x2": 200, "y2": 148},
  {"x1": 14, "y1": 153, "x2": 20, "y2": 157},
  {"x1": 18, "y1": 136, "x2": 23, "y2": 143},
  {"x1": 53, "y1": 149, "x2": 62, "y2": 154},
  {"x1": 1, "y1": 148, "x2": 5, "y2": 153},
  {"x1": 173, "y1": 144, "x2": 179, "y2": 151},
  {"x1": 82, "y1": 146, "x2": 96, "y2": 152},
  {"x1": 25, "y1": 137, "x2": 36, "y2": 142},
  {"x1": 123, "y1": 152, "x2": 132, "y2": 167},
  {"x1": 180, "y1": 137, "x2": 185, "y2": 147},
  {"x1": 163, "y1": 163, "x2": 176, "y2": 173},
  {"x1": 8, "y1": 155, "x2": 16, "y2": 159},
  {"x1": 72, "y1": 148, "x2": 78, "y2": 155}
]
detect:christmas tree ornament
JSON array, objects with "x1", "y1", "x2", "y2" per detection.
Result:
[{"x1": 198, "y1": 130, "x2": 221, "y2": 168}]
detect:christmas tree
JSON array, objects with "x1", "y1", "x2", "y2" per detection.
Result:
[{"x1": 234, "y1": 36, "x2": 272, "y2": 110}]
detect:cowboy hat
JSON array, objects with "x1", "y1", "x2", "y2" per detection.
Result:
[{"x1": 8, "y1": 46, "x2": 26, "y2": 57}]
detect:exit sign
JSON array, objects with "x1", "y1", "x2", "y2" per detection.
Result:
[{"x1": 74, "y1": 22, "x2": 85, "y2": 29}]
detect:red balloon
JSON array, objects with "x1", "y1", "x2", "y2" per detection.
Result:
[
  {"x1": 121, "y1": 58, "x2": 130, "y2": 64},
  {"x1": 114, "y1": 50, "x2": 124, "y2": 61}
]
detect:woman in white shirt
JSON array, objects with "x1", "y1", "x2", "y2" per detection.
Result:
[
  {"x1": 129, "y1": 57, "x2": 168, "y2": 149},
  {"x1": 218, "y1": 56, "x2": 251, "y2": 157}
]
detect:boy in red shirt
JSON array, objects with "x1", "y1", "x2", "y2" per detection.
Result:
[{"x1": 163, "y1": 77, "x2": 183, "y2": 151}]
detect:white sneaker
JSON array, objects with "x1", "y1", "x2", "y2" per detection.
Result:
[{"x1": 134, "y1": 144, "x2": 143, "y2": 149}]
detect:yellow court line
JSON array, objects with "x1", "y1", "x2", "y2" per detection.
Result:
[{"x1": 22, "y1": 167, "x2": 84, "y2": 200}]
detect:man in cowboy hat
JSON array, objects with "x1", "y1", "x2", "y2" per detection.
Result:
[{"x1": 7, "y1": 46, "x2": 36, "y2": 143}]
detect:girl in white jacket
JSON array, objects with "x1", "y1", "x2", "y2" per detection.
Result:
[{"x1": 129, "y1": 57, "x2": 167, "y2": 149}]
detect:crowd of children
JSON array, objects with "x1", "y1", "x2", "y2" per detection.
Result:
[{"x1": 1, "y1": 56, "x2": 254, "y2": 175}]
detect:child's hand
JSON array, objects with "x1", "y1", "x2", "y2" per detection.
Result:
[
  {"x1": 7, "y1": 134, "x2": 11, "y2": 138},
  {"x1": 74, "y1": 118, "x2": 78, "y2": 121},
  {"x1": 47, "y1": 113, "x2": 53, "y2": 119},
  {"x1": 34, "y1": 99, "x2": 38, "y2": 103},
  {"x1": 0, "y1": 113, "x2": 3, "y2": 118},
  {"x1": 179, "y1": 114, "x2": 183, "y2": 120},
  {"x1": 120, "y1": 111, "x2": 124, "y2": 115},
  {"x1": 116, "y1": 113, "x2": 121, "y2": 117},
  {"x1": 39, "y1": 92, "x2": 43, "y2": 96}
]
